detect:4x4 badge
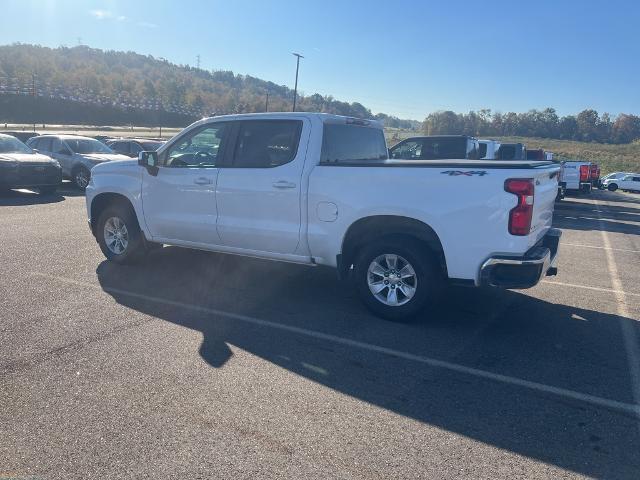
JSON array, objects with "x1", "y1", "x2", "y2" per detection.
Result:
[{"x1": 441, "y1": 170, "x2": 488, "y2": 176}]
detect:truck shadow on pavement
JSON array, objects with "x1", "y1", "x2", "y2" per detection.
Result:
[
  {"x1": 553, "y1": 198, "x2": 640, "y2": 235},
  {"x1": 0, "y1": 184, "x2": 83, "y2": 206},
  {"x1": 0, "y1": 188, "x2": 66, "y2": 206},
  {"x1": 96, "y1": 247, "x2": 640, "y2": 479}
]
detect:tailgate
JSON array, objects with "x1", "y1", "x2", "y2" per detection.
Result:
[{"x1": 530, "y1": 166, "x2": 560, "y2": 242}]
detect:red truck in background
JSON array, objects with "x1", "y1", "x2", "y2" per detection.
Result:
[{"x1": 590, "y1": 163, "x2": 601, "y2": 188}]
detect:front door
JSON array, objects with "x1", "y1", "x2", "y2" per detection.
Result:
[
  {"x1": 141, "y1": 123, "x2": 229, "y2": 245},
  {"x1": 50, "y1": 138, "x2": 74, "y2": 177},
  {"x1": 216, "y1": 119, "x2": 306, "y2": 254}
]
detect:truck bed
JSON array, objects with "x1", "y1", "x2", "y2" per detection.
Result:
[{"x1": 320, "y1": 159, "x2": 555, "y2": 169}]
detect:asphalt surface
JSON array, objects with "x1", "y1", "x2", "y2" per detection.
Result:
[{"x1": 1, "y1": 185, "x2": 640, "y2": 479}]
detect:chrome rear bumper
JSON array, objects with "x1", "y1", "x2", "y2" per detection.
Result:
[{"x1": 479, "y1": 228, "x2": 561, "y2": 289}]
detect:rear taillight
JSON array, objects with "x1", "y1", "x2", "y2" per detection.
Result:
[
  {"x1": 590, "y1": 164, "x2": 599, "y2": 180},
  {"x1": 505, "y1": 178, "x2": 534, "y2": 236},
  {"x1": 580, "y1": 165, "x2": 590, "y2": 182}
]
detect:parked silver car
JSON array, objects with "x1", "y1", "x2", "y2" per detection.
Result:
[{"x1": 27, "y1": 135, "x2": 129, "y2": 189}]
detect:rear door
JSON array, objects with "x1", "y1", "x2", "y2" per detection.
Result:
[
  {"x1": 215, "y1": 118, "x2": 307, "y2": 254},
  {"x1": 622, "y1": 176, "x2": 640, "y2": 191}
]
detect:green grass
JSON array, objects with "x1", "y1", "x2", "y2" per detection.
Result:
[{"x1": 493, "y1": 136, "x2": 640, "y2": 174}]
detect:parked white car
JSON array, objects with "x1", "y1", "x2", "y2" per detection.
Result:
[
  {"x1": 86, "y1": 113, "x2": 561, "y2": 320},
  {"x1": 602, "y1": 173, "x2": 640, "y2": 192}
]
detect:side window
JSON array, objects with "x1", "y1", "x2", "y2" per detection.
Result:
[
  {"x1": 110, "y1": 142, "x2": 127, "y2": 154},
  {"x1": 467, "y1": 140, "x2": 480, "y2": 159},
  {"x1": 390, "y1": 140, "x2": 422, "y2": 160},
  {"x1": 52, "y1": 138, "x2": 69, "y2": 155},
  {"x1": 38, "y1": 138, "x2": 53, "y2": 152},
  {"x1": 633, "y1": 177, "x2": 640, "y2": 182},
  {"x1": 130, "y1": 142, "x2": 142, "y2": 154},
  {"x1": 231, "y1": 120, "x2": 302, "y2": 168},
  {"x1": 478, "y1": 143, "x2": 488, "y2": 159},
  {"x1": 165, "y1": 124, "x2": 228, "y2": 168}
]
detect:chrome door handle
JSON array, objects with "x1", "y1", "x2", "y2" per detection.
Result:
[
  {"x1": 272, "y1": 180, "x2": 296, "y2": 189},
  {"x1": 194, "y1": 177, "x2": 213, "y2": 185}
]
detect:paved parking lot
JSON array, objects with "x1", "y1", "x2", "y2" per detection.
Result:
[{"x1": 1, "y1": 186, "x2": 639, "y2": 479}]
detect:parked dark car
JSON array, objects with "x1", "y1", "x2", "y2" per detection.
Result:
[
  {"x1": 0, "y1": 133, "x2": 62, "y2": 194},
  {"x1": 389, "y1": 135, "x2": 480, "y2": 160},
  {"x1": 497, "y1": 143, "x2": 527, "y2": 160},
  {"x1": 94, "y1": 135, "x2": 116, "y2": 144},
  {"x1": 3, "y1": 131, "x2": 40, "y2": 143},
  {"x1": 106, "y1": 138, "x2": 165, "y2": 158}
]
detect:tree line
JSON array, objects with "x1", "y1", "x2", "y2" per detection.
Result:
[
  {"x1": 0, "y1": 43, "x2": 418, "y2": 129},
  {"x1": 423, "y1": 109, "x2": 640, "y2": 144}
]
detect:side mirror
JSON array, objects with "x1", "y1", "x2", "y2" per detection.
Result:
[
  {"x1": 138, "y1": 150, "x2": 158, "y2": 167},
  {"x1": 138, "y1": 151, "x2": 159, "y2": 176}
]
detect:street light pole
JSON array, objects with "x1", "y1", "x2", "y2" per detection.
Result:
[{"x1": 292, "y1": 53, "x2": 303, "y2": 112}]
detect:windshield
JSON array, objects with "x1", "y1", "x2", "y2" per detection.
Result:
[
  {"x1": 0, "y1": 135, "x2": 33, "y2": 154},
  {"x1": 65, "y1": 138, "x2": 114, "y2": 154}
]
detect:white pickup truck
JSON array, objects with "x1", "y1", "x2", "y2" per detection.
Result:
[{"x1": 86, "y1": 113, "x2": 561, "y2": 320}]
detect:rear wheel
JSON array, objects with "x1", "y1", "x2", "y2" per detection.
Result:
[
  {"x1": 97, "y1": 204, "x2": 147, "y2": 264},
  {"x1": 353, "y1": 237, "x2": 442, "y2": 322},
  {"x1": 608, "y1": 183, "x2": 618, "y2": 191},
  {"x1": 72, "y1": 166, "x2": 91, "y2": 190}
]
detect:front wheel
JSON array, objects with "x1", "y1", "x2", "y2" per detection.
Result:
[
  {"x1": 72, "y1": 166, "x2": 91, "y2": 190},
  {"x1": 97, "y1": 205, "x2": 147, "y2": 264},
  {"x1": 608, "y1": 183, "x2": 618, "y2": 192},
  {"x1": 353, "y1": 238, "x2": 442, "y2": 322}
]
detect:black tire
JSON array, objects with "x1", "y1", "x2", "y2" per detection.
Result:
[
  {"x1": 72, "y1": 166, "x2": 91, "y2": 190},
  {"x1": 96, "y1": 204, "x2": 147, "y2": 264},
  {"x1": 608, "y1": 183, "x2": 618, "y2": 191},
  {"x1": 38, "y1": 185, "x2": 58, "y2": 195},
  {"x1": 353, "y1": 236, "x2": 442, "y2": 322}
]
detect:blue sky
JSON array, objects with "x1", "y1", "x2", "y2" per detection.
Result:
[{"x1": 0, "y1": 0, "x2": 638, "y2": 119}]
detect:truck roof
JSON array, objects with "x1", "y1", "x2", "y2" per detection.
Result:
[{"x1": 198, "y1": 112, "x2": 384, "y2": 127}]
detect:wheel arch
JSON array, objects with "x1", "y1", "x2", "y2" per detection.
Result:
[
  {"x1": 339, "y1": 215, "x2": 447, "y2": 279},
  {"x1": 90, "y1": 192, "x2": 139, "y2": 236}
]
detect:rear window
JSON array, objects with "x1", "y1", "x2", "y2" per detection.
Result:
[
  {"x1": 321, "y1": 124, "x2": 387, "y2": 163},
  {"x1": 420, "y1": 137, "x2": 468, "y2": 160}
]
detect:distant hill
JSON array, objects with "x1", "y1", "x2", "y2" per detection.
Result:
[{"x1": 0, "y1": 43, "x2": 419, "y2": 129}]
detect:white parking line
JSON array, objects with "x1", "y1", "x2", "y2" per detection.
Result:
[
  {"x1": 562, "y1": 242, "x2": 640, "y2": 254},
  {"x1": 29, "y1": 271, "x2": 640, "y2": 417},
  {"x1": 594, "y1": 199, "x2": 640, "y2": 430},
  {"x1": 541, "y1": 280, "x2": 640, "y2": 298}
]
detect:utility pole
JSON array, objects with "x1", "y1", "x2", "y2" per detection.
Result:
[
  {"x1": 32, "y1": 73, "x2": 37, "y2": 132},
  {"x1": 265, "y1": 93, "x2": 269, "y2": 112},
  {"x1": 196, "y1": 54, "x2": 200, "y2": 69},
  {"x1": 292, "y1": 52, "x2": 303, "y2": 112}
]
